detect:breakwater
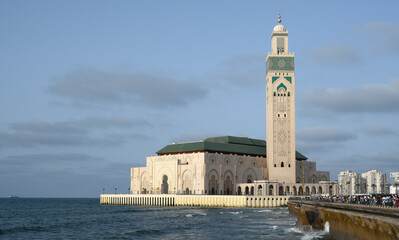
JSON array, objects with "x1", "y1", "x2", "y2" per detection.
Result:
[
  {"x1": 100, "y1": 194, "x2": 289, "y2": 208},
  {"x1": 288, "y1": 200, "x2": 399, "y2": 240}
]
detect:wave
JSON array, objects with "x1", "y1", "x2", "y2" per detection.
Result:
[
  {"x1": 229, "y1": 211, "x2": 243, "y2": 215},
  {"x1": 132, "y1": 229, "x2": 162, "y2": 236},
  {"x1": 0, "y1": 226, "x2": 46, "y2": 236},
  {"x1": 254, "y1": 209, "x2": 272, "y2": 213},
  {"x1": 284, "y1": 223, "x2": 330, "y2": 240}
]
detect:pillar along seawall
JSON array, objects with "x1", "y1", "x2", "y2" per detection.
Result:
[
  {"x1": 287, "y1": 200, "x2": 399, "y2": 240},
  {"x1": 100, "y1": 194, "x2": 289, "y2": 208}
]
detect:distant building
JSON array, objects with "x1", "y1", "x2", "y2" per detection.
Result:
[
  {"x1": 390, "y1": 172, "x2": 399, "y2": 194},
  {"x1": 361, "y1": 170, "x2": 387, "y2": 194},
  {"x1": 338, "y1": 170, "x2": 365, "y2": 195}
]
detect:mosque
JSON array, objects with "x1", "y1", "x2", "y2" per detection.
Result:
[{"x1": 130, "y1": 14, "x2": 337, "y2": 197}]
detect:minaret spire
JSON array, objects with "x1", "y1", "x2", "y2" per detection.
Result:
[{"x1": 278, "y1": 11, "x2": 282, "y2": 24}]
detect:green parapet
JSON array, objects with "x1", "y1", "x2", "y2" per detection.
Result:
[
  {"x1": 277, "y1": 83, "x2": 287, "y2": 92},
  {"x1": 272, "y1": 77, "x2": 280, "y2": 83},
  {"x1": 284, "y1": 77, "x2": 292, "y2": 83},
  {"x1": 156, "y1": 135, "x2": 308, "y2": 160}
]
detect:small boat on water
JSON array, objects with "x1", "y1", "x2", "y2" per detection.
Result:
[{"x1": 8, "y1": 195, "x2": 20, "y2": 199}]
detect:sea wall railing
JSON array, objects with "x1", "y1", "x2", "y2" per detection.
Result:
[{"x1": 100, "y1": 194, "x2": 289, "y2": 208}]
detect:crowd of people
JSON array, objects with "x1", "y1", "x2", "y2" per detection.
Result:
[{"x1": 292, "y1": 194, "x2": 399, "y2": 208}]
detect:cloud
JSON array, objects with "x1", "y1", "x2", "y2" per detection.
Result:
[
  {"x1": 0, "y1": 117, "x2": 150, "y2": 148},
  {"x1": 10, "y1": 116, "x2": 150, "y2": 133},
  {"x1": 308, "y1": 41, "x2": 362, "y2": 66},
  {"x1": 359, "y1": 124, "x2": 396, "y2": 136},
  {"x1": 0, "y1": 153, "x2": 103, "y2": 166},
  {"x1": 170, "y1": 133, "x2": 223, "y2": 143},
  {"x1": 297, "y1": 126, "x2": 357, "y2": 142},
  {"x1": 48, "y1": 67, "x2": 208, "y2": 108},
  {"x1": 301, "y1": 78, "x2": 399, "y2": 113},
  {"x1": 213, "y1": 54, "x2": 265, "y2": 86},
  {"x1": 355, "y1": 22, "x2": 399, "y2": 55},
  {"x1": 296, "y1": 141, "x2": 344, "y2": 154}
]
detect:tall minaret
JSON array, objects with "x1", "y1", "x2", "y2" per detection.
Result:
[{"x1": 266, "y1": 13, "x2": 296, "y2": 183}]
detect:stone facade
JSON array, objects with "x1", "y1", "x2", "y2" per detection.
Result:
[{"x1": 131, "y1": 151, "x2": 266, "y2": 195}]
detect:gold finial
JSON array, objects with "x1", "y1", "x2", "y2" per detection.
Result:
[{"x1": 278, "y1": 11, "x2": 282, "y2": 24}]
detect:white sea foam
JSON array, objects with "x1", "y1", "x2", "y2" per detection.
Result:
[
  {"x1": 198, "y1": 213, "x2": 207, "y2": 216},
  {"x1": 324, "y1": 222, "x2": 330, "y2": 233},
  {"x1": 185, "y1": 214, "x2": 193, "y2": 218},
  {"x1": 285, "y1": 227, "x2": 302, "y2": 234},
  {"x1": 254, "y1": 209, "x2": 272, "y2": 213},
  {"x1": 272, "y1": 226, "x2": 278, "y2": 229},
  {"x1": 229, "y1": 211, "x2": 240, "y2": 215}
]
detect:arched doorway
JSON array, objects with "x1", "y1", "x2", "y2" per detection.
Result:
[
  {"x1": 182, "y1": 171, "x2": 193, "y2": 195},
  {"x1": 269, "y1": 185, "x2": 274, "y2": 195},
  {"x1": 224, "y1": 174, "x2": 233, "y2": 195},
  {"x1": 245, "y1": 186, "x2": 249, "y2": 195},
  {"x1": 311, "y1": 186, "x2": 316, "y2": 195},
  {"x1": 299, "y1": 186, "x2": 303, "y2": 195},
  {"x1": 329, "y1": 185, "x2": 333, "y2": 195},
  {"x1": 161, "y1": 175, "x2": 169, "y2": 194},
  {"x1": 293, "y1": 186, "x2": 297, "y2": 195},
  {"x1": 286, "y1": 186, "x2": 290, "y2": 195},
  {"x1": 258, "y1": 185, "x2": 263, "y2": 195},
  {"x1": 305, "y1": 186, "x2": 310, "y2": 195},
  {"x1": 318, "y1": 187, "x2": 322, "y2": 194},
  {"x1": 209, "y1": 174, "x2": 218, "y2": 195},
  {"x1": 247, "y1": 177, "x2": 253, "y2": 183},
  {"x1": 279, "y1": 186, "x2": 284, "y2": 195},
  {"x1": 250, "y1": 186, "x2": 254, "y2": 195},
  {"x1": 238, "y1": 186, "x2": 242, "y2": 195}
]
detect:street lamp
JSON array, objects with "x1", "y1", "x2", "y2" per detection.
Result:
[
  {"x1": 115, "y1": 188, "x2": 117, "y2": 194},
  {"x1": 128, "y1": 188, "x2": 130, "y2": 194},
  {"x1": 102, "y1": 188, "x2": 105, "y2": 194}
]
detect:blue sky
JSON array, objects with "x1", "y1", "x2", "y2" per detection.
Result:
[{"x1": 1, "y1": 1, "x2": 399, "y2": 197}]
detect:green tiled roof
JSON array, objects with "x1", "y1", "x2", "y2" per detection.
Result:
[{"x1": 156, "y1": 136, "x2": 307, "y2": 160}]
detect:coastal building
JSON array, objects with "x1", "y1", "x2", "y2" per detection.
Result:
[
  {"x1": 130, "y1": 14, "x2": 336, "y2": 196},
  {"x1": 390, "y1": 172, "x2": 399, "y2": 194},
  {"x1": 361, "y1": 170, "x2": 387, "y2": 194},
  {"x1": 338, "y1": 171, "x2": 365, "y2": 195}
]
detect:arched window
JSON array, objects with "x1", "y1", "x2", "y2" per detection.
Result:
[{"x1": 281, "y1": 162, "x2": 284, "y2": 167}]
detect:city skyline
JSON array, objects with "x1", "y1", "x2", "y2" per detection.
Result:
[{"x1": 1, "y1": 1, "x2": 399, "y2": 197}]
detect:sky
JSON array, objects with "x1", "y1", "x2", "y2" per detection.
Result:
[{"x1": 1, "y1": 1, "x2": 399, "y2": 197}]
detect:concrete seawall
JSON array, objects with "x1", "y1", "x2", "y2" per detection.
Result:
[
  {"x1": 100, "y1": 194, "x2": 289, "y2": 208},
  {"x1": 288, "y1": 200, "x2": 399, "y2": 240}
]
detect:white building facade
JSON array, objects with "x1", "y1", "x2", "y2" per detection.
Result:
[
  {"x1": 390, "y1": 172, "x2": 399, "y2": 194},
  {"x1": 361, "y1": 170, "x2": 387, "y2": 194},
  {"x1": 338, "y1": 170, "x2": 365, "y2": 195}
]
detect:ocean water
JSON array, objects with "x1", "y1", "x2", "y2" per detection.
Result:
[{"x1": 0, "y1": 198, "x2": 335, "y2": 239}]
